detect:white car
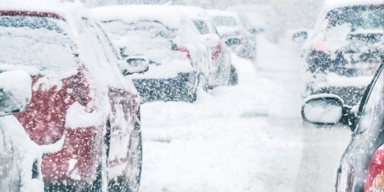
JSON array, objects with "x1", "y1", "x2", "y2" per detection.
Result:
[
  {"x1": 0, "y1": 71, "x2": 44, "y2": 192},
  {"x1": 92, "y1": 5, "x2": 237, "y2": 103},
  {"x1": 207, "y1": 10, "x2": 260, "y2": 62}
]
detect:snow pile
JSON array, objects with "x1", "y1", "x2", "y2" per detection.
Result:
[{"x1": 0, "y1": 71, "x2": 32, "y2": 116}]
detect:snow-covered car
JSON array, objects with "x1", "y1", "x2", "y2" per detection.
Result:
[
  {"x1": 226, "y1": 5, "x2": 279, "y2": 43},
  {"x1": 207, "y1": 10, "x2": 260, "y2": 63},
  {"x1": 0, "y1": 1, "x2": 146, "y2": 191},
  {"x1": 294, "y1": 0, "x2": 384, "y2": 105},
  {"x1": 173, "y1": 6, "x2": 238, "y2": 89},
  {"x1": 91, "y1": 5, "x2": 237, "y2": 103},
  {"x1": 301, "y1": 61, "x2": 384, "y2": 192},
  {"x1": 0, "y1": 71, "x2": 44, "y2": 192}
]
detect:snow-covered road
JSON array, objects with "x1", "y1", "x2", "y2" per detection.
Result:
[{"x1": 139, "y1": 35, "x2": 351, "y2": 192}]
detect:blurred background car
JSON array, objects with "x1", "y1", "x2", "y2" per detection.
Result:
[
  {"x1": 301, "y1": 62, "x2": 384, "y2": 192},
  {"x1": 0, "y1": 1, "x2": 145, "y2": 191},
  {"x1": 92, "y1": 5, "x2": 237, "y2": 103},
  {"x1": 176, "y1": 6, "x2": 238, "y2": 88},
  {"x1": 207, "y1": 9, "x2": 261, "y2": 63},
  {"x1": 0, "y1": 71, "x2": 44, "y2": 192},
  {"x1": 295, "y1": 0, "x2": 384, "y2": 105}
]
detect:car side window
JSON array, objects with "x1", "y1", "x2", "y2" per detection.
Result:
[{"x1": 357, "y1": 67, "x2": 384, "y2": 133}]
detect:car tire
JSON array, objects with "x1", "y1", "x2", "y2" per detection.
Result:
[{"x1": 229, "y1": 65, "x2": 238, "y2": 86}]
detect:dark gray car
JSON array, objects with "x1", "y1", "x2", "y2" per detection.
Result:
[{"x1": 301, "y1": 62, "x2": 384, "y2": 192}]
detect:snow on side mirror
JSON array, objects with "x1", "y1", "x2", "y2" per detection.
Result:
[
  {"x1": 120, "y1": 56, "x2": 149, "y2": 76},
  {"x1": 301, "y1": 94, "x2": 344, "y2": 125},
  {"x1": 0, "y1": 71, "x2": 32, "y2": 117},
  {"x1": 201, "y1": 34, "x2": 220, "y2": 48},
  {"x1": 292, "y1": 31, "x2": 308, "y2": 43}
]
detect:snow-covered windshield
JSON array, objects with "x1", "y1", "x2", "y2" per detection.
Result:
[
  {"x1": 0, "y1": 16, "x2": 77, "y2": 76},
  {"x1": 101, "y1": 20, "x2": 178, "y2": 62},
  {"x1": 212, "y1": 16, "x2": 237, "y2": 27},
  {"x1": 327, "y1": 5, "x2": 384, "y2": 31}
]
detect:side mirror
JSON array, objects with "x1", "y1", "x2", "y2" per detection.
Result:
[
  {"x1": 120, "y1": 56, "x2": 149, "y2": 76},
  {"x1": 248, "y1": 28, "x2": 263, "y2": 35},
  {"x1": 302, "y1": 94, "x2": 346, "y2": 125},
  {"x1": 292, "y1": 31, "x2": 308, "y2": 43},
  {"x1": 0, "y1": 71, "x2": 32, "y2": 117},
  {"x1": 201, "y1": 34, "x2": 220, "y2": 48}
]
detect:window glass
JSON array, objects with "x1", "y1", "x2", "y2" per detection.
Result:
[
  {"x1": 0, "y1": 16, "x2": 77, "y2": 76},
  {"x1": 327, "y1": 5, "x2": 384, "y2": 31},
  {"x1": 357, "y1": 68, "x2": 384, "y2": 133},
  {"x1": 193, "y1": 20, "x2": 210, "y2": 35},
  {"x1": 212, "y1": 16, "x2": 237, "y2": 27}
]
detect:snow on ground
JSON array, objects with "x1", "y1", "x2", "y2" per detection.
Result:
[{"x1": 139, "y1": 35, "x2": 304, "y2": 192}]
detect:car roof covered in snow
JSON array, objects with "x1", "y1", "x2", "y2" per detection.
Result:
[
  {"x1": 91, "y1": 5, "x2": 189, "y2": 29},
  {"x1": 206, "y1": 9, "x2": 238, "y2": 18},
  {"x1": 323, "y1": 0, "x2": 383, "y2": 11},
  {"x1": 0, "y1": 0, "x2": 89, "y2": 20}
]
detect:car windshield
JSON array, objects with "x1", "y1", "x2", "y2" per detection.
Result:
[
  {"x1": 101, "y1": 20, "x2": 180, "y2": 63},
  {"x1": 212, "y1": 16, "x2": 237, "y2": 27},
  {"x1": 327, "y1": 5, "x2": 384, "y2": 31},
  {"x1": 0, "y1": 16, "x2": 77, "y2": 76}
]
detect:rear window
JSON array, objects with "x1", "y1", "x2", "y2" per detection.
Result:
[
  {"x1": 192, "y1": 20, "x2": 210, "y2": 35},
  {"x1": 101, "y1": 20, "x2": 182, "y2": 63},
  {"x1": 0, "y1": 16, "x2": 77, "y2": 76},
  {"x1": 212, "y1": 16, "x2": 237, "y2": 27},
  {"x1": 327, "y1": 5, "x2": 384, "y2": 31}
]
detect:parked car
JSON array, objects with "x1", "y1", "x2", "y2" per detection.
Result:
[
  {"x1": 207, "y1": 10, "x2": 260, "y2": 63},
  {"x1": 301, "y1": 61, "x2": 384, "y2": 192},
  {"x1": 0, "y1": 1, "x2": 146, "y2": 191},
  {"x1": 176, "y1": 6, "x2": 238, "y2": 88},
  {"x1": 91, "y1": 5, "x2": 237, "y2": 103},
  {"x1": 294, "y1": 0, "x2": 384, "y2": 105},
  {"x1": 0, "y1": 70, "x2": 44, "y2": 192}
]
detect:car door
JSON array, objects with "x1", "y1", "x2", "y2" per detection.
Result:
[
  {"x1": 77, "y1": 16, "x2": 140, "y2": 179},
  {"x1": 336, "y1": 65, "x2": 384, "y2": 192}
]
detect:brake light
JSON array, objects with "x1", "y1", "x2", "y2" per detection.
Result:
[
  {"x1": 315, "y1": 42, "x2": 326, "y2": 51},
  {"x1": 211, "y1": 42, "x2": 222, "y2": 60},
  {"x1": 177, "y1": 46, "x2": 191, "y2": 59},
  {"x1": 365, "y1": 145, "x2": 384, "y2": 192}
]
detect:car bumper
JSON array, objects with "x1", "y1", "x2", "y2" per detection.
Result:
[
  {"x1": 132, "y1": 72, "x2": 196, "y2": 103},
  {"x1": 41, "y1": 126, "x2": 102, "y2": 186}
]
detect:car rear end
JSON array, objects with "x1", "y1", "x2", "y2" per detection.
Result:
[
  {"x1": 92, "y1": 5, "x2": 199, "y2": 103},
  {"x1": 302, "y1": 3, "x2": 384, "y2": 106},
  {"x1": 0, "y1": 8, "x2": 108, "y2": 189},
  {"x1": 208, "y1": 10, "x2": 256, "y2": 62},
  {"x1": 181, "y1": 6, "x2": 233, "y2": 88}
]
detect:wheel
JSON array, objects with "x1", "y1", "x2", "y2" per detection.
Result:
[
  {"x1": 107, "y1": 111, "x2": 142, "y2": 192},
  {"x1": 229, "y1": 65, "x2": 238, "y2": 85}
]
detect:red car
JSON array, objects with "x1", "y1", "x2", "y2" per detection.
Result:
[{"x1": 0, "y1": 1, "x2": 148, "y2": 191}]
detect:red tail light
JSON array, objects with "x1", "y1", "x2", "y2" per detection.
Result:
[
  {"x1": 177, "y1": 46, "x2": 191, "y2": 59},
  {"x1": 211, "y1": 42, "x2": 222, "y2": 60},
  {"x1": 315, "y1": 42, "x2": 326, "y2": 51},
  {"x1": 365, "y1": 144, "x2": 384, "y2": 192}
]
